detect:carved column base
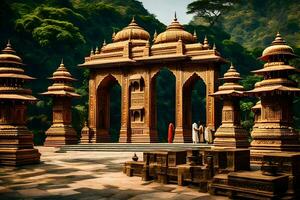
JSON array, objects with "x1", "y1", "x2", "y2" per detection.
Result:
[
  {"x1": 95, "y1": 129, "x2": 111, "y2": 143},
  {"x1": 130, "y1": 128, "x2": 158, "y2": 143},
  {"x1": 0, "y1": 125, "x2": 40, "y2": 166},
  {"x1": 213, "y1": 125, "x2": 250, "y2": 148},
  {"x1": 44, "y1": 124, "x2": 78, "y2": 147},
  {"x1": 0, "y1": 148, "x2": 40, "y2": 166},
  {"x1": 173, "y1": 127, "x2": 192, "y2": 143},
  {"x1": 119, "y1": 128, "x2": 131, "y2": 143}
]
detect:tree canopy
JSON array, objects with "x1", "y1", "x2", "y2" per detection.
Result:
[{"x1": 187, "y1": 0, "x2": 239, "y2": 26}]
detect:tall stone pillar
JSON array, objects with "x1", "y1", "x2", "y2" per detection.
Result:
[
  {"x1": 206, "y1": 65, "x2": 219, "y2": 131},
  {"x1": 174, "y1": 66, "x2": 190, "y2": 143},
  {"x1": 41, "y1": 61, "x2": 80, "y2": 147},
  {"x1": 0, "y1": 41, "x2": 40, "y2": 165},
  {"x1": 119, "y1": 73, "x2": 131, "y2": 142},
  {"x1": 211, "y1": 64, "x2": 249, "y2": 148}
]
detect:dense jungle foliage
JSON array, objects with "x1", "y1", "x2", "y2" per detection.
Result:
[{"x1": 0, "y1": 0, "x2": 299, "y2": 143}]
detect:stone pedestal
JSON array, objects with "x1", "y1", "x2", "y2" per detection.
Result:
[
  {"x1": 0, "y1": 105, "x2": 40, "y2": 166},
  {"x1": 44, "y1": 98, "x2": 78, "y2": 147}
]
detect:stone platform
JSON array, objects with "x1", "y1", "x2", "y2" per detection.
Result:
[
  {"x1": 0, "y1": 147, "x2": 226, "y2": 200},
  {"x1": 59, "y1": 143, "x2": 212, "y2": 152}
]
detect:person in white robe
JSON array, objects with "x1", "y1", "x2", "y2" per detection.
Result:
[
  {"x1": 192, "y1": 122, "x2": 199, "y2": 143},
  {"x1": 204, "y1": 126, "x2": 209, "y2": 143}
]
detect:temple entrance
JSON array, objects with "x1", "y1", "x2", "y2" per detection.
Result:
[
  {"x1": 97, "y1": 75, "x2": 121, "y2": 142},
  {"x1": 151, "y1": 68, "x2": 176, "y2": 142},
  {"x1": 183, "y1": 73, "x2": 206, "y2": 138}
]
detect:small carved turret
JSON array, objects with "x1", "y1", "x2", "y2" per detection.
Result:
[
  {"x1": 211, "y1": 63, "x2": 249, "y2": 148},
  {"x1": 246, "y1": 33, "x2": 300, "y2": 153},
  {"x1": 203, "y1": 36, "x2": 210, "y2": 49},
  {"x1": 41, "y1": 60, "x2": 80, "y2": 147},
  {"x1": 0, "y1": 41, "x2": 40, "y2": 165}
]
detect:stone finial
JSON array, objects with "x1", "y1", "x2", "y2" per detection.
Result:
[
  {"x1": 103, "y1": 40, "x2": 107, "y2": 47},
  {"x1": 193, "y1": 30, "x2": 197, "y2": 41},
  {"x1": 153, "y1": 30, "x2": 157, "y2": 42},
  {"x1": 112, "y1": 31, "x2": 116, "y2": 41},
  {"x1": 95, "y1": 47, "x2": 99, "y2": 54},
  {"x1": 2, "y1": 39, "x2": 16, "y2": 54},
  {"x1": 203, "y1": 35, "x2": 210, "y2": 49},
  {"x1": 131, "y1": 15, "x2": 136, "y2": 23},
  {"x1": 213, "y1": 43, "x2": 216, "y2": 50},
  {"x1": 90, "y1": 48, "x2": 94, "y2": 56},
  {"x1": 272, "y1": 31, "x2": 286, "y2": 45},
  {"x1": 174, "y1": 11, "x2": 177, "y2": 21}
]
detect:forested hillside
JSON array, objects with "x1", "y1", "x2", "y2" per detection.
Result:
[{"x1": 0, "y1": 0, "x2": 299, "y2": 143}]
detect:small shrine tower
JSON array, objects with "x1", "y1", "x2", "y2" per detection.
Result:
[
  {"x1": 0, "y1": 41, "x2": 40, "y2": 165},
  {"x1": 246, "y1": 33, "x2": 300, "y2": 159},
  {"x1": 41, "y1": 60, "x2": 80, "y2": 146},
  {"x1": 212, "y1": 64, "x2": 249, "y2": 148}
]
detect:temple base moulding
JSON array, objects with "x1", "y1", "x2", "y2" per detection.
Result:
[
  {"x1": 173, "y1": 128, "x2": 192, "y2": 143},
  {"x1": 213, "y1": 126, "x2": 250, "y2": 148},
  {"x1": 119, "y1": 128, "x2": 158, "y2": 143},
  {"x1": 0, "y1": 148, "x2": 40, "y2": 166},
  {"x1": 44, "y1": 124, "x2": 78, "y2": 147}
]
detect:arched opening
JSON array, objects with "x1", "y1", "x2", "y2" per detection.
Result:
[
  {"x1": 97, "y1": 75, "x2": 121, "y2": 142},
  {"x1": 150, "y1": 68, "x2": 176, "y2": 142},
  {"x1": 183, "y1": 73, "x2": 206, "y2": 139}
]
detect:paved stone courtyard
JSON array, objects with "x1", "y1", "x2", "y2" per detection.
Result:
[{"x1": 0, "y1": 147, "x2": 227, "y2": 200}]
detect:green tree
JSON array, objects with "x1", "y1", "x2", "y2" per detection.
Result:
[{"x1": 187, "y1": 0, "x2": 239, "y2": 26}]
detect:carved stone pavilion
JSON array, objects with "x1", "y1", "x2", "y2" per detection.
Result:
[
  {"x1": 80, "y1": 16, "x2": 226, "y2": 143},
  {"x1": 0, "y1": 41, "x2": 40, "y2": 165},
  {"x1": 211, "y1": 64, "x2": 249, "y2": 148},
  {"x1": 246, "y1": 33, "x2": 300, "y2": 162},
  {"x1": 41, "y1": 60, "x2": 80, "y2": 147}
]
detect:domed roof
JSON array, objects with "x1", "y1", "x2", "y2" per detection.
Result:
[
  {"x1": 41, "y1": 60, "x2": 79, "y2": 97},
  {"x1": 221, "y1": 63, "x2": 241, "y2": 80},
  {"x1": 0, "y1": 41, "x2": 23, "y2": 65},
  {"x1": 51, "y1": 60, "x2": 76, "y2": 81},
  {"x1": 113, "y1": 17, "x2": 150, "y2": 42},
  {"x1": 154, "y1": 14, "x2": 196, "y2": 44},
  {"x1": 213, "y1": 64, "x2": 244, "y2": 96},
  {"x1": 260, "y1": 32, "x2": 296, "y2": 61}
]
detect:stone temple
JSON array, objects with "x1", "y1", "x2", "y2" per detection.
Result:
[{"x1": 80, "y1": 16, "x2": 225, "y2": 143}]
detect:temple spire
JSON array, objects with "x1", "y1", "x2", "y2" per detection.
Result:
[
  {"x1": 203, "y1": 35, "x2": 209, "y2": 49},
  {"x1": 7, "y1": 39, "x2": 11, "y2": 47},
  {"x1": 213, "y1": 43, "x2": 216, "y2": 50},
  {"x1": 90, "y1": 47, "x2": 94, "y2": 56},
  {"x1": 112, "y1": 31, "x2": 116, "y2": 41},
  {"x1": 95, "y1": 47, "x2": 99, "y2": 54},
  {"x1": 131, "y1": 15, "x2": 136, "y2": 23},
  {"x1": 193, "y1": 30, "x2": 197, "y2": 41},
  {"x1": 174, "y1": 12, "x2": 177, "y2": 21}
]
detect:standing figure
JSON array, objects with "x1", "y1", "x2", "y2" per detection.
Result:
[
  {"x1": 204, "y1": 126, "x2": 209, "y2": 143},
  {"x1": 192, "y1": 122, "x2": 199, "y2": 143},
  {"x1": 168, "y1": 123, "x2": 174, "y2": 143},
  {"x1": 198, "y1": 123, "x2": 204, "y2": 143}
]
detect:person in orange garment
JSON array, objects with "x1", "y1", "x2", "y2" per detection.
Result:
[{"x1": 168, "y1": 123, "x2": 174, "y2": 143}]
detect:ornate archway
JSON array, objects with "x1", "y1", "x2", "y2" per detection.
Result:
[
  {"x1": 96, "y1": 74, "x2": 121, "y2": 142},
  {"x1": 182, "y1": 73, "x2": 206, "y2": 142},
  {"x1": 150, "y1": 68, "x2": 176, "y2": 142}
]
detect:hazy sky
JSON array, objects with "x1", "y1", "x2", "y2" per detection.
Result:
[{"x1": 138, "y1": 0, "x2": 194, "y2": 25}]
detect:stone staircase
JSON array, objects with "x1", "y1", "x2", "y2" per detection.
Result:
[{"x1": 59, "y1": 143, "x2": 212, "y2": 152}]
